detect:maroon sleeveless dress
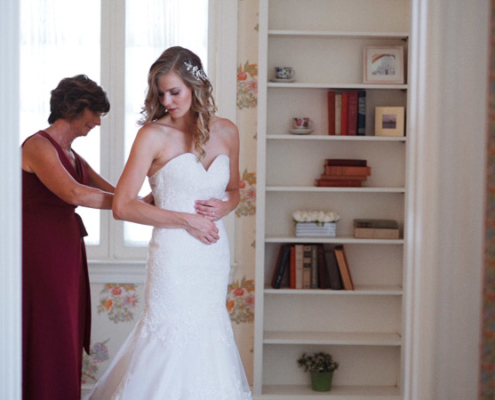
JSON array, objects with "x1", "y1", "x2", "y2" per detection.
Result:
[{"x1": 22, "y1": 131, "x2": 91, "y2": 400}]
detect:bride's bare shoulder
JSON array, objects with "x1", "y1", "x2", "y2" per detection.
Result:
[{"x1": 209, "y1": 116, "x2": 238, "y2": 138}]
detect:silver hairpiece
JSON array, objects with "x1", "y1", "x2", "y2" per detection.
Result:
[{"x1": 184, "y1": 61, "x2": 208, "y2": 81}]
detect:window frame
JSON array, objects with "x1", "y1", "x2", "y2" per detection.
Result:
[{"x1": 87, "y1": 0, "x2": 238, "y2": 261}]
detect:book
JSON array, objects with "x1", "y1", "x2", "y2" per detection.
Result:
[
  {"x1": 357, "y1": 90, "x2": 366, "y2": 135},
  {"x1": 289, "y1": 245, "x2": 296, "y2": 289},
  {"x1": 295, "y1": 244, "x2": 304, "y2": 289},
  {"x1": 341, "y1": 91, "x2": 348, "y2": 135},
  {"x1": 325, "y1": 249, "x2": 343, "y2": 290},
  {"x1": 327, "y1": 91, "x2": 336, "y2": 135},
  {"x1": 347, "y1": 91, "x2": 359, "y2": 135},
  {"x1": 354, "y1": 227, "x2": 400, "y2": 239},
  {"x1": 317, "y1": 244, "x2": 330, "y2": 289},
  {"x1": 271, "y1": 244, "x2": 291, "y2": 289},
  {"x1": 320, "y1": 174, "x2": 369, "y2": 181},
  {"x1": 335, "y1": 94, "x2": 342, "y2": 135},
  {"x1": 316, "y1": 179, "x2": 362, "y2": 187},
  {"x1": 334, "y1": 245, "x2": 354, "y2": 290},
  {"x1": 324, "y1": 166, "x2": 371, "y2": 176},
  {"x1": 302, "y1": 245, "x2": 312, "y2": 289},
  {"x1": 353, "y1": 219, "x2": 400, "y2": 239},
  {"x1": 354, "y1": 219, "x2": 399, "y2": 229},
  {"x1": 324, "y1": 159, "x2": 367, "y2": 167},
  {"x1": 311, "y1": 244, "x2": 319, "y2": 288}
]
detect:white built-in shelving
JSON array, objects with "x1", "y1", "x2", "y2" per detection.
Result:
[{"x1": 254, "y1": 0, "x2": 411, "y2": 398}]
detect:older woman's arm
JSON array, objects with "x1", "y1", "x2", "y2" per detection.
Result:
[{"x1": 22, "y1": 135, "x2": 114, "y2": 209}]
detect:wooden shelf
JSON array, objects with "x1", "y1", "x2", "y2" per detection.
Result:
[
  {"x1": 266, "y1": 186, "x2": 405, "y2": 193},
  {"x1": 268, "y1": 29, "x2": 409, "y2": 40},
  {"x1": 264, "y1": 285, "x2": 403, "y2": 296},
  {"x1": 263, "y1": 331, "x2": 402, "y2": 346},
  {"x1": 266, "y1": 135, "x2": 407, "y2": 142},
  {"x1": 267, "y1": 82, "x2": 408, "y2": 90},
  {"x1": 265, "y1": 236, "x2": 404, "y2": 245},
  {"x1": 257, "y1": 385, "x2": 401, "y2": 399}
]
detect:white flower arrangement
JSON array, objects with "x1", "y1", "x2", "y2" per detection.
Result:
[{"x1": 292, "y1": 210, "x2": 340, "y2": 226}]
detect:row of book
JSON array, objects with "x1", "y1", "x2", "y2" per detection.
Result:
[
  {"x1": 327, "y1": 90, "x2": 366, "y2": 136},
  {"x1": 271, "y1": 243, "x2": 354, "y2": 291},
  {"x1": 315, "y1": 158, "x2": 371, "y2": 188}
]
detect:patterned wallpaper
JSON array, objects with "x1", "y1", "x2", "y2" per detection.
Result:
[
  {"x1": 84, "y1": 0, "x2": 260, "y2": 387},
  {"x1": 480, "y1": 1, "x2": 495, "y2": 397}
]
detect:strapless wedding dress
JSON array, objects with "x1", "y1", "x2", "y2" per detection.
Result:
[{"x1": 86, "y1": 153, "x2": 252, "y2": 400}]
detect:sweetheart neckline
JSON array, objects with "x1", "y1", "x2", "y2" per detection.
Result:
[{"x1": 150, "y1": 153, "x2": 229, "y2": 179}]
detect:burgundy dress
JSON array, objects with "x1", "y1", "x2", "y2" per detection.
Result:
[{"x1": 22, "y1": 131, "x2": 91, "y2": 400}]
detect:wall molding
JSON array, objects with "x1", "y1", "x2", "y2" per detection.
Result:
[{"x1": 88, "y1": 260, "x2": 239, "y2": 284}]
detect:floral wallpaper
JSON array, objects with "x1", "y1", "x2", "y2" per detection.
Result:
[
  {"x1": 480, "y1": 1, "x2": 495, "y2": 397},
  {"x1": 97, "y1": 283, "x2": 139, "y2": 324},
  {"x1": 231, "y1": 0, "x2": 259, "y2": 383}
]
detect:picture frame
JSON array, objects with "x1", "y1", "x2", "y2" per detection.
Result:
[
  {"x1": 363, "y1": 46, "x2": 404, "y2": 84},
  {"x1": 375, "y1": 107, "x2": 405, "y2": 137}
]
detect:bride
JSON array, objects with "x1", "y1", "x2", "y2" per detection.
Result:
[{"x1": 86, "y1": 46, "x2": 252, "y2": 400}]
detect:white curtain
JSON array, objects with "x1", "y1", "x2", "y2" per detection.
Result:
[{"x1": 20, "y1": 0, "x2": 101, "y2": 244}]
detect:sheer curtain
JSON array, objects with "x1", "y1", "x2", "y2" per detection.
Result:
[
  {"x1": 123, "y1": 0, "x2": 209, "y2": 246},
  {"x1": 20, "y1": 0, "x2": 209, "y2": 248},
  {"x1": 20, "y1": 0, "x2": 101, "y2": 244}
]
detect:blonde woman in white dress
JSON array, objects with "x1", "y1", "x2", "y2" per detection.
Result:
[{"x1": 86, "y1": 46, "x2": 252, "y2": 400}]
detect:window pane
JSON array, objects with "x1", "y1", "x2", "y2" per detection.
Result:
[
  {"x1": 20, "y1": 0, "x2": 101, "y2": 245},
  {"x1": 123, "y1": 0, "x2": 209, "y2": 246}
]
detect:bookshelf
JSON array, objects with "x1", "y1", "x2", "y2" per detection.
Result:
[{"x1": 254, "y1": 0, "x2": 411, "y2": 398}]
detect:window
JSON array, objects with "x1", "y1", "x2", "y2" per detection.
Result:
[{"x1": 19, "y1": 0, "x2": 232, "y2": 260}]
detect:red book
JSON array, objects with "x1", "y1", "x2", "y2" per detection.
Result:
[
  {"x1": 315, "y1": 179, "x2": 362, "y2": 187},
  {"x1": 324, "y1": 166, "x2": 371, "y2": 176},
  {"x1": 320, "y1": 174, "x2": 368, "y2": 181},
  {"x1": 327, "y1": 91, "x2": 336, "y2": 135},
  {"x1": 347, "y1": 91, "x2": 359, "y2": 135},
  {"x1": 341, "y1": 92, "x2": 349, "y2": 135},
  {"x1": 325, "y1": 159, "x2": 367, "y2": 167}
]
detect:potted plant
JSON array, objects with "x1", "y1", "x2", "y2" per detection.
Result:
[{"x1": 297, "y1": 352, "x2": 339, "y2": 392}]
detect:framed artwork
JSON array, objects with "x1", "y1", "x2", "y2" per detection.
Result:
[
  {"x1": 375, "y1": 107, "x2": 405, "y2": 137},
  {"x1": 364, "y1": 46, "x2": 404, "y2": 84}
]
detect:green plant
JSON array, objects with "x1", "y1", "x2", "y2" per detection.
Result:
[{"x1": 297, "y1": 352, "x2": 339, "y2": 373}]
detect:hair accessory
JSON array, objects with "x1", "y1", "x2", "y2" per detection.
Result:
[{"x1": 184, "y1": 61, "x2": 208, "y2": 81}]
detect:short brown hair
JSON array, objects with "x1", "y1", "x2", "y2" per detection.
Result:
[{"x1": 48, "y1": 75, "x2": 110, "y2": 124}]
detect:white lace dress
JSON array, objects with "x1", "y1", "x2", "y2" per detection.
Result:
[{"x1": 86, "y1": 153, "x2": 252, "y2": 400}]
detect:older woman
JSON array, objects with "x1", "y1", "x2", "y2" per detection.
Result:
[{"x1": 21, "y1": 75, "x2": 114, "y2": 400}]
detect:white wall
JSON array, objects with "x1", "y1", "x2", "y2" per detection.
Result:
[
  {"x1": 405, "y1": 0, "x2": 489, "y2": 399},
  {"x1": 0, "y1": 0, "x2": 21, "y2": 399}
]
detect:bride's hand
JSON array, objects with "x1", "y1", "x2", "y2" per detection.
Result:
[
  {"x1": 194, "y1": 198, "x2": 228, "y2": 221},
  {"x1": 186, "y1": 213, "x2": 220, "y2": 244}
]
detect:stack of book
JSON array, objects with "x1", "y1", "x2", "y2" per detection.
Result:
[
  {"x1": 353, "y1": 219, "x2": 400, "y2": 239},
  {"x1": 315, "y1": 159, "x2": 371, "y2": 187},
  {"x1": 327, "y1": 90, "x2": 366, "y2": 135},
  {"x1": 271, "y1": 243, "x2": 354, "y2": 290}
]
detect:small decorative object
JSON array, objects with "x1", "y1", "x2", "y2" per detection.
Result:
[
  {"x1": 363, "y1": 46, "x2": 404, "y2": 84},
  {"x1": 289, "y1": 117, "x2": 314, "y2": 135},
  {"x1": 292, "y1": 210, "x2": 340, "y2": 237},
  {"x1": 271, "y1": 66, "x2": 296, "y2": 82},
  {"x1": 374, "y1": 107, "x2": 405, "y2": 137},
  {"x1": 297, "y1": 352, "x2": 339, "y2": 392}
]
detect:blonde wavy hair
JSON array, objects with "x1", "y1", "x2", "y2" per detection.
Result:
[{"x1": 139, "y1": 46, "x2": 217, "y2": 160}]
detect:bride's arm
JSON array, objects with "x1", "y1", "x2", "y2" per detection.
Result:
[{"x1": 113, "y1": 126, "x2": 219, "y2": 244}]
